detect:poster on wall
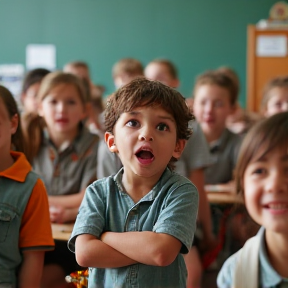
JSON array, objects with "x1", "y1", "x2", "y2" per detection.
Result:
[
  {"x1": 26, "y1": 44, "x2": 56, "y2": 71},
  {"x1": 0, "y1": 64, "x2": 25, "y2": 103}
]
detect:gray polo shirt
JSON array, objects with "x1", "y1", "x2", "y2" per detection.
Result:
[
  {"x1": 68, "y1": 167, "x2": 199, "y2": 288},
  {"x1": 97, "y1": 139, "x2": 122, "y2": 178},
  {"x1": 204, "y1": 128, "x2": 242, "y2": 184},
  {"x1": 33, "y1": 126, "x2": 99, "y2": 195},
  {"x1": 175, "y1": 121, "x2": 213, "y2": 177},
  {"x1": 217, "y1": 227, "x2": 288, "y2": 288}
]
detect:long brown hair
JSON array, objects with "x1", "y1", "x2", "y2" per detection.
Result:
[{"x1": 0, "y1": 85, "x2": 25, "y2": 153}]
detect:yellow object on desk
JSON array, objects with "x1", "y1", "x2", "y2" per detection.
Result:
[{"x1": 52, "y1": 223, "x2": 74, "y2": 241}]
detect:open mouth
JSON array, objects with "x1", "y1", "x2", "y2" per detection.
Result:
[
  {"x1": 264, "y1": 203, "x2": 288, "y2": 210},
  {"x1": 135, "y1": 149, "x2": 155, "y2": 164}
]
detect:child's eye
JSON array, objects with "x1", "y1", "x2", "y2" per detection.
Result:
[
  {"x1": 126, "y1": 120, "x2": 139, "y2": 127},
  {"x1": 253, "y1": 168, "x2": 265, "y2": 175},
  {"x1": 214, "y1": 100, "x2": 224, "y2": 108},
  {"x1": 157, "y1": 123, "x2": 169, "y2": 131},
  {"x1": 49, "y1": 99, "x2": 57, "y2": 105},
  {"x1": 67, "y1": 99, "x2": 76, "y2": 105}
]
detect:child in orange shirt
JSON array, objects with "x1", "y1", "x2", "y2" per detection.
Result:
[{"x1": 0, "y1": 85, "x2": 54, "y2": 287}]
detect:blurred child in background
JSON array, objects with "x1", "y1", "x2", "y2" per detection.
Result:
[
  {"x1": 112, "y1": 57, "x2": 144, "y2": 89},
  {"x1": 261, "y1": 75, "x2": 288, "y2": 118},
  {"x1": 217, "y1": 66, "x2": 260, "y2": 135},
  {"x1": 63, "y1": 60, "x2": 105, "y2": 137},
  {"x1": 21, "y1": 68, "x2": 50, "y2": 113},
  {"x1": 0, "y1": 85, "x2": 54, "y2": 287}
]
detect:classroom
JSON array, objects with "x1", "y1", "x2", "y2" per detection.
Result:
[{"x1": 0, "y1": 0, "x2": 288, "y2": 288}]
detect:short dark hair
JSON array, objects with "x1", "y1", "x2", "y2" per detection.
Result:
[
  {"x1": 105, "y1": 78, "x2": 193, "y2": 140},
  {"x1": 235, "y1": 111, "x2": 288, "y2": 197},
  {"x1": 22, "y1": 68, "x2": 50, "y2": 94},
  {"x1": 193, "y1": 70, "x2": 238, "y2": 106}
]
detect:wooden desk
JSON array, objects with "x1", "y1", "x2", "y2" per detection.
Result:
[
  {"x1": 52, "y1": 223, "x2": 74, "y2": 241},
  {"x1": 205, "y1": 185, "x2": 243, "y2": 205}
]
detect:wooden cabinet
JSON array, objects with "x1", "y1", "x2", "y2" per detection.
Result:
[{"x1": 247, "y1": 25, "x2": 288, "y2": 112}]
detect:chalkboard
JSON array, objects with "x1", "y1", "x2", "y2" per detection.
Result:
[{"x1": 0, "y1": 0, "x2": 278, "y2": 106}]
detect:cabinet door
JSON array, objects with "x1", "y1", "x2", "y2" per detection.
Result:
[{"x1": 247, "y1": 25, "x2": 288, "y2": 112}]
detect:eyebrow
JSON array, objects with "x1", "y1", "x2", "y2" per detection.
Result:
[{"x1": 127, "y1": 111, "x2": 175, "y2": 122}]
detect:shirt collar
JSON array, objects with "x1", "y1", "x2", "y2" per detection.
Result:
[
  {"x1": 209, "y1": 128, "x2": 230, "y2": 154},
  {"x1": 259, "y1": 227, "x2": 288, "y2": 286},
  {"x1": 113, "y1": 167, "x2": 171, "y2": 202},
  {"x1": 0, "y1": 151, "x2": 31, "y2": 182},
  {"x1": 43, "y1": 123, "x2": 86, "y2": 155}
]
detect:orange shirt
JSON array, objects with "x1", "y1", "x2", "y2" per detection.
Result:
[{"x1": 0, "y1": 151, "x2": 54, "y2": 250}]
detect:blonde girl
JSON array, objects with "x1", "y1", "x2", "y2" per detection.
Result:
[
  {"x1": 25, "y1": 71, "x2": 99, "y2": 224},
  {"x1": 217, "y1": 111, "x2": 288, "y2": 288},
  {"x1": 23, "y1": 71, "x2": 99, "y2": 287},
  {"x1": 0, "y1": 85, "x2": 54, "y2": 287}
]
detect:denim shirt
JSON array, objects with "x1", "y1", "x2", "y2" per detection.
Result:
[
  {"x1": 217, "y1": 227, "x2": 288, "y2": 288},
  {"x1": 68, "y1": 167, "x2": 198, "y2": 288}
]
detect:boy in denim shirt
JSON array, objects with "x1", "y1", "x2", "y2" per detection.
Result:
[{"x1": 68, "y1": 78, "x2": 198, "y2": 288}]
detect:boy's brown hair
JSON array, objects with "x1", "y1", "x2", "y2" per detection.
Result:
[
  {"x1": 105, "y1": 78, "x2": 193, "y2": 140},
  {"x1": 235, "y1": 111, "x2": 288, "y2": 197},
  {"x1": 112, "y1": 58, "x2": 144, "y2": 79},
  {"x1": 193, "y1": 70, "x2": 238, "y2": 106},
  {"x1": 149, "y1": 59, "x2": 178, "y2": 80},
  {"x1": 105, "y1": 78, "x2": 194, "y2": 168},
  {"x1": 261, "y1": 75, "x2": 288, "y2": 113}
]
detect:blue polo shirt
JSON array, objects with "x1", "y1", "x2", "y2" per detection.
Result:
[
  {"x1": 68, "y1": 167, "x2": 198, "y2": 288},
  {"x1": 217, "y1": 227, "x2": 288, "y2": 288}
]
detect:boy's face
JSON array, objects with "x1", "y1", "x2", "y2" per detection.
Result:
[
  {"x1": 105, "y1": 106, "x2": 185, "y2": 180},
  {"x1": 193, "y1": 84, "x2": 234, "y2": 140},
  {"x1": 21, "y1": 82, "x2": 41, "y2": 113},
  {"x1": 144, "y1": 63, "x2": 179, "y2": 88},
  {"x1": 265, "y1": 87, "x2": 288, "y2": 118}
]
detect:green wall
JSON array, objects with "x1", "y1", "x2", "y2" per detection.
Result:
[{"x1": 0, "y1": 0, "x2": 278, "y2": 106}]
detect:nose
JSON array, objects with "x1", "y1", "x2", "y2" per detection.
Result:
[
  {"x1": 266, "y1": 171, "x2": 288, "y2": 194},
  {"x1": 56, "y1": 102, "x2": 65, "y2": 112},
  {"x1": 203, "y1": 102, "x2": 213, "y2": 113},
  {"x1": 138, "y1": 127, "x2": 153, "y2": 142}
]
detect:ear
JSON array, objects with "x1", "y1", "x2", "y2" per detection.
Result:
[
  {"x1": 10, "y1": 114, "x2": 19, "y2": 135},
  {"x1": 172, "y1": 139, "x2": 186, "y2": 159},
  {"x1": 105, "y1": 132, "x2": 118, "y2": 153}
]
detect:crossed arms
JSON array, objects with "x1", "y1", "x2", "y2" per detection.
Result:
[{"x1": 75, "y1": 231, "x2": 182, "y2": 268}]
